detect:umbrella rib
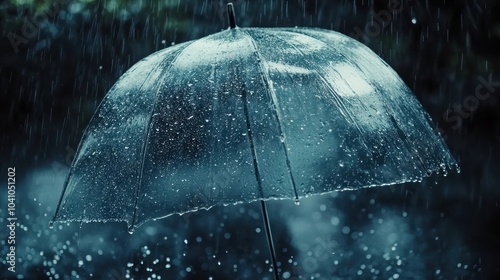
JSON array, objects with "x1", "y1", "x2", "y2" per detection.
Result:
[
  {"x1": 242, "y1": 29, "x2": 300, "y2": 202},
  {"x1": 387, "y1": 114, "x2": 430, "y2": 174},
  {"x1": 239, "y1": 73, "x2": 264, "y2": 198},
  {"x1": 129, "y1": 45, "x2": 192, "y2": 231}
]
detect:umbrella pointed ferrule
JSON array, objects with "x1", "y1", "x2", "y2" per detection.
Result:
[{"x1": 227, "y1": 3, "x2": 237, "y2": 29}]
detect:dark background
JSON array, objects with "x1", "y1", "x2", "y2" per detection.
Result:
[{"x1": 1, "y1": 0, "x2": 499, "y2": 279}]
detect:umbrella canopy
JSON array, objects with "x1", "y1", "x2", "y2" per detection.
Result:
[{"x1": 51, "y1": 11, "x2": 457, "y2": 231}]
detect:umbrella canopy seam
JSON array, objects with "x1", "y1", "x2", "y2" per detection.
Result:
[
  {"x1": 241, "y1": 28, "x2": 300, "y2": 202},
  {"x1": 130, "y1": 42, "x2": 195, "y2": 230}
]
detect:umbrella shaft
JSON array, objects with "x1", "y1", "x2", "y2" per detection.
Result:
[{"x1": 260, "y1": 200, "x2": 280, "y2": 280}]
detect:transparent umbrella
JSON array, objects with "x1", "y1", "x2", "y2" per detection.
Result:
[{"x1": 52, "y1": 3, "x2": 458, "y2": 279}]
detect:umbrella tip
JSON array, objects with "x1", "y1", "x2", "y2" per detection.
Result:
[
  {"x1": 127, "y1": 225, "x2": 135, "y2": 234},
  {"x1": 294, "y1": 197, "x2": 300, "y2": 205},
  {"x1": 227, "y1": 3, "x2": 237, "y2": 29}
]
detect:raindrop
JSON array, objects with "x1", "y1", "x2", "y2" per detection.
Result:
[
  {"x1": 294, "y1": 198, "x2": 300, "y2": 205},
  {"x1": 127, "y1": 226, "x2": 135, "y2": 234},
  {"x1": 48, "y1": 221, "x2": 54, "y2": 229},
  {"x1": 411, "y1": 18, "x2": 417, "y2": 24}
]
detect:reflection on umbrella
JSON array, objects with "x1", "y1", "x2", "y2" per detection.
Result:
[{"x1": 52, "y1": 3, "x2": 458, "y2": 279}]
